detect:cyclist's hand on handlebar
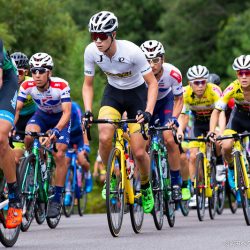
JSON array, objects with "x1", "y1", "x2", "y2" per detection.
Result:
[
  {"x1": 82, "y1": 111, "x2": 93, "y2": 131},
  {"x1": 206, "y1": 131, "x2": 216, "y2": 142},
  {"x1": 176, "y1": 127, "x2": 184, "y2": 143},
  {"x1": 166, "y1": 116, "x2": 179, "y2": 129},
  {"x1": 136, "y1": 110, "x2": 152, "y2": 124}
]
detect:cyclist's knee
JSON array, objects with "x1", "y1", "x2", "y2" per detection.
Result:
[
  {"x1": 133, "y1": 148, "x2": 146, "y2": 162},
  {"x1": 189, "y1": 149, "x2": 197, "y2": 163},
  {"x1": 0, "y1": 134, "x2": 9, "y2": 156}
]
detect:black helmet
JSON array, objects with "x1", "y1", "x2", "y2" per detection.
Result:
[
  {"x1": 207, "y1": 73, "x2": 221, "y2": 85},
  {"x1": 10, "y1": 52, "x2": 29, "y2": 69}
]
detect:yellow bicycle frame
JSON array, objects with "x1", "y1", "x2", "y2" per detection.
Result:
[
  {"x1": 112, "y1": 127, "x2": 141, "y2": 205},
  {"x1": 194, "y1": 136, "x2": 213, "y2": 197}
]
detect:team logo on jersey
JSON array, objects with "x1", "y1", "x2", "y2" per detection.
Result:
[
  {"x1": 118, "y1": 57, "x2": 125, "y2": 62},
  {"x1": 103, "y1": 71, "x2": 132, "y2": 78},
  {"x1": 97, "y1": 55, "x2": 103, "y2": 63},
  {"x1": 170, "y1": 70, "x2": 182, "y2": 83},
  {"x1": 11, "y1": 91, "x2": 18, "y2": 109}
]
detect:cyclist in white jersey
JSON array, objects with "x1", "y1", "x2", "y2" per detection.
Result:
[
  {"x1": 82, "y1": 11, "x2": 158, "y2": 213},
  {"x1": 140, "y1": 40, "x2": 187, "y2": 200},
  {"x1": 15, "y1": 53, "x2": 71, "y2": 218}
]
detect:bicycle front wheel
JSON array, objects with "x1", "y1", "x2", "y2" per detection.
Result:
[
  {"x1": 180, "y1": 199, "x2": 190, "y2": 217},
  {"x1": 106, "y1": 148, "x2": 124, "y2": 237},
  {"x1": 235, "y1": 152, "x2": 250, "y2": 225},
  {"x1": 208, "y1": 163, "x2": 217, "y2": 220},
  {"x1": 19, "y1": 154, "x2": 36, "y2": 232},
  {"x1": 0, "y1": 172, "x2": 21, "y2": 247},
  {"x1": 150, "y1": 150, "x2": 164, "y2": 230},
  {"x1": 129, "y1": 165, "x2": 144, "y2": 233},
  {"x1": 195, "y1": 153, "x2": 205, "y2": 221}
]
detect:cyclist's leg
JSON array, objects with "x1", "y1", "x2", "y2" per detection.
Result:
[
  {"x1": 0, "y1": 69, "x2": 22, "y2": 228},
  {"x1": 127, "y1": 83, "x2": 154, "y2": 213}
]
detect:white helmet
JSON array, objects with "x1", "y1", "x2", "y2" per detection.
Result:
[
  {"x1": 232, "y1": 55, "x2": 250, "y2": 70},
  {"x1": 89, "y1": 11, "x2": 118, "y2": 33},
  {"x1": 29, "y1": 52, "x2": 54, "y2": 69},
  {"x1": 140, "y1": 40, "x2": 165, "y2": 59},
  {"x1": 187, "y1": 65, "x2": 209, "y2": 81}
]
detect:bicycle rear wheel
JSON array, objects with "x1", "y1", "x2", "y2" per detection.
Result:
[
  {"x1": 77, "y1": 173, "x2": 87, "y2": 216},
  {"x1": 106, "y1": 148, "x2": 124, "y2": 237},
  {"x1": 164, "y1": 157, "x2": 175, "y2": 227},
  {"x1": 216, "y1": 182, "x2": 226, "y2": 215},
  {"x1": 235, "y1": 152, "x2": 250, "y2": 225},
  {"x1": 195, "y1": 153, "x2": 205, "y2": 221},
  {"x1": 208, "y1": 163, "x2": 217, "y2": 220},
  {"x1": 34, "y1": 201, "x2": 46, "y2": 224},
  {"x1": 63, "y1": 167, "x2": 75, "y2": 217},
  {"x1": 150, "y1": 150, "x2": 164, "y2": 230},
  {"x1": 46, "y1": 162, "x2": 62, "y2": 229},
  {"x1": 129, "y1": 165, "x2": 144, "y2": 233},
  {"x1": 226, "y1": 178, "x2": 238, "y2": 214},
  {"x1": 0, "y1": 171, "x2": 21, "y2": 247},
  {"x1": 180, "y1": 199, "x2": 190, "y2": 216},
  {"x1": 19, "y1": 154, "x2": 36, "y2": 232}
]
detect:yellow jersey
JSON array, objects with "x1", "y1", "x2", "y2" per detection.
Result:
[
  {"x1": 216, "y1": 79, "x2": 250, "y2": 112},
  {"x1": 182, "y1": 83, "x2": 222, "y2": 120}
]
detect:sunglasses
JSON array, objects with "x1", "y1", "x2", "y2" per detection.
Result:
[
  {"x1": 191, "y1": 79, "x2": 207, "y2": 86},
  {"x1": 147, "y1": 57, "x2": 161, "y2": 65},
  {"x1": 91, "y1": 32, "x2": 110, "y2": 41},
  {"x1": 18, "y1": 69, "x2": 26, "y2": 76},
  {"x1": 30, "y1": 67, "x2": 48, "y2": 74},
  {"x1": 237, "y1": 70, "x2": 250, "y2": 77}
]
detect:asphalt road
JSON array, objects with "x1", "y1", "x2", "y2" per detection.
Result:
[{"x1": 11, "y1": 209, "x2": 250, "y2": 250}]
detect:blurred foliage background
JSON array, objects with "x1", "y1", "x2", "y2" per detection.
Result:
[{"x1": 1, "y1": 0, "x2": 250, "y2": 212}]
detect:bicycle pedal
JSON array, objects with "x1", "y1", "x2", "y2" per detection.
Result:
[{"x1": 134, "y1": 193, "x2": 142, "y2": 199}]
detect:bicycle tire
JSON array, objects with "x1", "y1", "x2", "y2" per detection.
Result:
[
  {"x1": 216, "y1": 182, "x2": 226, "y2": 215},
  {"x1": 63, "y1": 168, "x2": 75, "y2": 217},
  {"x1": 226, "y1": 178, "x2": 238, "y2": 214},
  {"x1": 150, "y1": 150, "x2": 164, "y2": 230},
  {"x1": 106, "y1": 148, "x2": 124, "y2": 237},
  {"x1": 164, "y1": 154, "x2": 175, "y2": 227},
  {"x1": 0, "y1": 171, "x2": 21, "y2": 247},
  {"x1": 235, "y1": 152, "x2": 250, "y2": 225},
  {"x1": 34, "y1": 201, "x2": 46, "y2": 224},
  {"x1": 46, "y1": 162, "x2": 62, "y2": 229},
  {"x1": 195, "y1": 153, "x2": 205, "y2": 221},
  {"x1": 78, "y1": 173, "x2": 87, "y2": 216},
  {"x1": 19, "y1": 154, "x2": 36, "y2": 232},
  {"x1": 129, "y1": 163, "x2": 144, "y2": 233},
  {"x1": 180, "y1": 199, "x2": 190, "y2": 216},
  {"x1": 208, "y1": 162, "x2": 217, "y2": 220}
]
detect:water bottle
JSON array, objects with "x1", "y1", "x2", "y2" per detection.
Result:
[
  {"x1": 162, "y1": 158, "x2": 167, "y2": 178},
  {"x1": 40, "y1": 158, "x2": 47, "y2": 180},
  {"x1": 77, "y1": 167, "x2": 82, "y2": 187},
  {"x1": 125, "y1": 153, "x2": 130, "y2": 177},
  {"x1": 128, "y1": 159, "x2": 135, "y2": 179}
]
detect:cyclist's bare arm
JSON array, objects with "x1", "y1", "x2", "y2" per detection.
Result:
[
  {"x1": 178, "y1": 113, "x2": 189, "y2": 132},
  {"x1": 173, "y1": 95, "x2": 184, "y2": 118},
  {"x1": 209, "y1": 109, "x2": 221, "y2": 133},
  {"x1": 218, "y1": 110, "x2": 226, "y2": 135},
  {"x1": 143, "y1": 71, "x2": 158, "y2": 114},
  {"x1": 82, "y1": 75, "x2": 94, "y2": 112},
  {"x1": 14, "y1": 100, "x2": 24, "y2": 125}
]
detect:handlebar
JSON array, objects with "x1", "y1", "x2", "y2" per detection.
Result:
[
  {"x1": 216, "y1": 132, "x2": 250, "y2": 141},
  {"x1": 15, "y1": 130, "x2": 58, "y2": 152},
  {"x1": 83, "y1": 118, "x2": 148, "y2": 141}
]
